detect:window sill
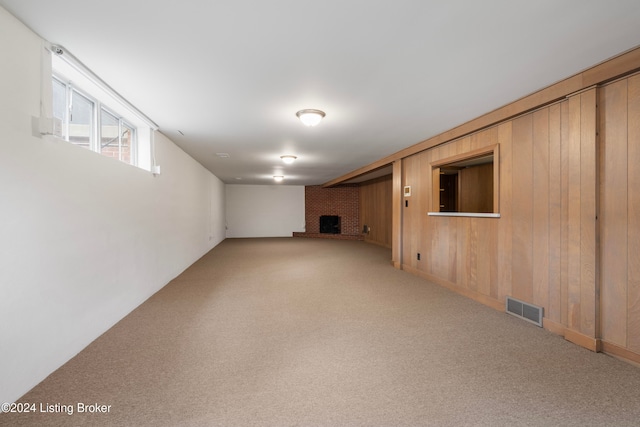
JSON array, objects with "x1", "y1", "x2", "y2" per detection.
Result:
[{"x1": 427, "y1": 212, "x2": 501, "y2": 218}]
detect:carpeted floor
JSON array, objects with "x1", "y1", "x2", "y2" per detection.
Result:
[{"x1": 3, "y1": 238, "x2": 640, "y2": 426}]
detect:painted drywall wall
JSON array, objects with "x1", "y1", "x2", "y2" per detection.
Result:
[
  {"x1": 225, "y1": 185, "x2": 305, "y2": 237},
  {"x1": 0, "y1": 7, "x2": 226, "y2": 404}
]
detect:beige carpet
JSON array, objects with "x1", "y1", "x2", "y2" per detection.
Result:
[{"x1": 4, "y1": 237, "x2": 640, "y2": 426}]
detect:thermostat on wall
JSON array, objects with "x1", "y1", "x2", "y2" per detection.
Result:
[{"x1": 404, "y1": 186, "x2": 411, "y2": 197}]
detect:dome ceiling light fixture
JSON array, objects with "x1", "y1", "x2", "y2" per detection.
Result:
[
  {"x1": 273, "y1": 175, "x2": 284, "y2": 182},
  {"x1": 296, "y1": 109, "x2": 325, "y2": 127},
  {"x1": 280, "y1": 155, "x2": 297, "y2": 164}
]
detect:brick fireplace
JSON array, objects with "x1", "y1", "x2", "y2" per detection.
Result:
[{"x1": 293, "y1": 185, "x2": 363, "y2": 241}]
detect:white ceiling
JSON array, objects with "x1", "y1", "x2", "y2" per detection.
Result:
[{"x1": 3, "y1": 0, "x2": 640, "y2": 185}]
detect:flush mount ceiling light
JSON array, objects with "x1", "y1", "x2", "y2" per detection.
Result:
[
  {"x1": 280, "y1": 155, "x2": 297, "y2": 164},
  {"x1": 296, "y1": 109, "x2": 325, "y2": 127},
  {"x1": 273, "y1": 175, "x2": 284, "y2": 182}
]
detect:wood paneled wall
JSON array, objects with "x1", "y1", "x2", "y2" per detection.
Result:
[
  {"x1": 392, "y1": 161, "x2": 403, "y2": 268},
  {"x1": 359, "y1": 175, "x2": 392, "y2": 248},
  {"x1": 459, "y1": 163, "x2": 493, "y2": 213},
  {"x1": 600, "y1": 74, "x2": 640, "y2": 359},
  {"x1": 322, "y1": 47, "x2": 640, "y2": 361},
  {"x1": 330, "y1": 47, "x2": 640, "y2": 362},
  {"x1": 401, "y1": 88, "x2": 603, "y2": 351}
]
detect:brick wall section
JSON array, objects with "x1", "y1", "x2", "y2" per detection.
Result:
[
  {"x1": 100, "y1": 145, "x2": 131, "y2": 163},
  {"x1": 303, "y1": 184, "x2": 360, "y2": 235}
]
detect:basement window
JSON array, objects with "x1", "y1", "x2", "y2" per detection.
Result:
[
  {"x1": 52, "y1": 77, "x2": 141, "y2": 167},
  {"x1": 100, "y1": 108, "x2": 135, "y2": 164},
  {"x1": 428, "y1": 144, "x2": 500, "y2": 218},
  {"x1": 50, "y1": 48, "x2": 154, "y2": 171}
]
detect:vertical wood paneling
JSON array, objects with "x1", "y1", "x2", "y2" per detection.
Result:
[
  {"x1": 359, "y1": 175, "x2": 392, "y2": 248},
  {"x1": 480, "y1": 127, "x2": 498, "y2": 149},
  {"x1": 401, "y1": 157, "x2": 414, "y2": 268},
  {"x1": 511, "y1": 115, "x2": 534, "y2": 302},
  {"x1": 457, "y1": 217, "x2": 470, "y2": 289},
  {"x1": 477, "y1": 218, "x2": 491, "y2": 296},
  {"x1": 391, "y1": 66, "x2": 640, "y2": 360},
  {"x1": 600, "y1": 79, "x2": 628, "y2": 346},
  {"x1": 431, "y1": 216, "x2": 449, "y2": 278},
  {"x1": 579, "y1": 89, "x2": 598, "y2": 337},
  {"x1": 459, "y1": 136, "x2": 471, "y2": 154},
  {"x1": 447, "y1": 217, "x2": 458, "y2": 282},
  {"x1": 468, "y1": 129, "x2": 493, "y2": 295},
  {"x1": 409, "y1": 154, "x2": 423, "y2": 270},
  {"x1": 410, "y1": 128, "x2": 503, "y2": 298},
  {"x1": 392, "y1": 160, "x2": 402, "y2": 268},
  {"x1": 435, "y1": 215, "x2": 448, "y2": 278},
  {"x1": 385, "y1": 177, "x2": 393, "y2": 245},
  {"x1": 567, "y1": 95, "x2": 582, "y2": 331},
  {"x1": 459, "y1": 163, "x2": 493, "y2": 212},
  {"x1": 426, "y1": 155, "x2": 438, "y2": 276},
  {"x1": 560, "y1": 100, "x2": 570, "y2": 327},
  {"x1": 468, "y1": 218, "x2": 478, "y2": 292},
  {"x1": 533, "y1": 108, "x2": 550, "y2": 310},
  {"x1": 439, "y1": 142, "x2": 453, "y2": 159},
  {"x1": 470, "y1": 133, "x2": 479, "y2": 150},
  {"x1": 628, "y1": 74, "x2": 640, "y2": 353},
  {"x1": 489, "y1": 218, "x2": 499, "y2": 299},
  {"x1": 548, "y1": 103, "x2": 563, "y2": 323},
  {"x1": 497, "y1": 122, "x2": 513, "y2": 301},
  {"x1": 421, "y1": 151, "x2": 433, "y2": 275}
]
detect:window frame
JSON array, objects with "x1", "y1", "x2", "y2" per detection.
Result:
[
  {"x1": 99, "y1": 105, "x2": 138, "y2": 166},
  {"x1": 68, "y1": 86, "x2": 97, "y2": 151},
  {"x1": 428, "y1": 143, "x2": 500, "y2": 217},
  {"x1": 53, "y1": 74, "x2": 138, "y2": 167}
]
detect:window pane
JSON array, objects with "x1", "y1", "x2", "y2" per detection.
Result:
[
  {"x1": 52, "y1": 78, "x2": 66, "y2": 138},
  {"x1": 100, "y1": 109, "x2": 120, "y2": 160},
  {"x1": 69, "y1": 90, "x2": 93, "y2": 149},
  {"x1": 121, "y1": 123, "x2": 134, "y2": 164}
]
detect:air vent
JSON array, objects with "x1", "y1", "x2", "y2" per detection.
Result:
[{"x1": 505, "y1": 296, "x2": 543, "y2": 327}]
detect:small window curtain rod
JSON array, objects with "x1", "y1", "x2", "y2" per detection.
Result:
[{"x1": 48, "y1": 43, "x2": 159, "y2": 130}]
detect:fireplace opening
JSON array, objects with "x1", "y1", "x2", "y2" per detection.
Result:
[{"x1": 319, "y1": 215, "x2": 341, "y2": 234}]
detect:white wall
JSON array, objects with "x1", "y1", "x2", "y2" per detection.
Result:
[
  {"x1": 225, "y1": 185, "x2": 305, "y2": 237},
  {"x1": 0, "y1": 7, "x2": 226, "y2": 403}
]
